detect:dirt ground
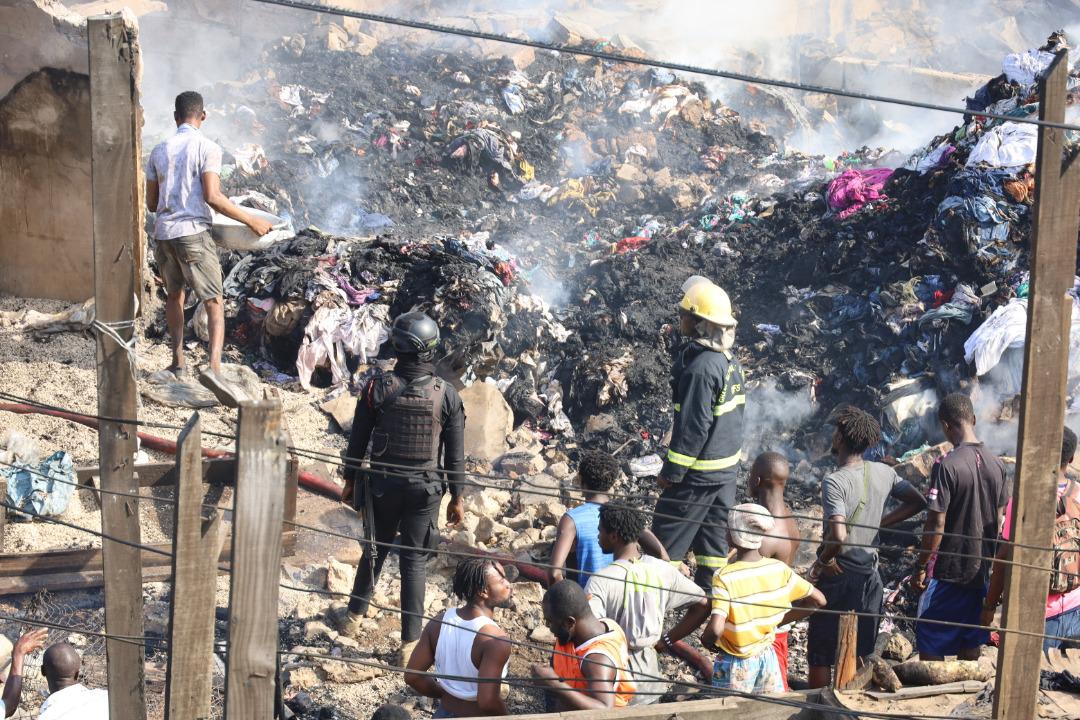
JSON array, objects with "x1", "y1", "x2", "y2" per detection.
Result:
[
  {"x1": 0, "y1": 295, "x2": 349, "y2": 550},
  {"x1": 0, "y1": 294, "x2": 715, "y2": 718}
]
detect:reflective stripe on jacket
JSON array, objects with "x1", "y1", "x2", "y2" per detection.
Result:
[{"x1": 661, "y1": 341, "x2": 746, "y2": 484}]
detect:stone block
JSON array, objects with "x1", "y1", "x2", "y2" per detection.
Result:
[
  {"x1": 351, "y1": 32, "x2": 378, "y2": 56},
  {"x1": 320, "y1": 393, "x2": 357, "y2": 433},
  {"x1": 894, "y1": 442, "x2": 951, "y2": 487},
  {"x1": 498, "y1": 452, "x2": 546, "y2": 476},
  {"x1": 326, "y1": 558, "x2": 354, "y2": 596},
  {"x1": 513, "y1": 473, "x2": 560, "y2": 509},
  {"x1": 460, "y1": 382, "x2": 514, "y2": 461}
]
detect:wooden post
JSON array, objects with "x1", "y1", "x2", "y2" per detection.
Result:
[
  {"x1": 0, "y1": 478, "x2": 7, "y2": 550},
  {"x1": 282, "y1": 453, "x2": 299, "y2": 556},
  {"x1": 225, "y1": 400, "x2": 288, "y2": 719},
  {"x1": 833, "y1": 612, "x2": 858, "y2": 689},
  {"x1": 995, "y1": 50, "x2": 1080, "y2": 720},
  {"x1": 165, "y1": 414, "x2": 224, "y2": 720},
  {"x1": 89, "y1": 14, "x2": 145, "y2": 719}
]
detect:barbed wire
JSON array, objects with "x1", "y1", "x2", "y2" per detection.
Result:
[
  {"x1": 0, "y1": 464, "x2": 1066, "y2": 645},
  {"x1": 280, "y1": 516, "x2": 1078, "y2": 644},
  {"x1": 0, "y1": 496, "x2": 987, "y2": 719},
  {"x1": 278, "y1": 647, "x2": 981, "y2": 720},
  {"x1": 0, "y1": 390, "x2": 234, "y2": 441},
  {"x1": 2, "y1": 438, "x2": 1062, "y2": 582},
  {"x1": 0, "y1": 610, "x2": 153, "y2": 647},
  {"x1": 0, "y1": 388, "x2": 1070, "y2": 560},
  {"x1": 0, "y1": 458, "x2": 235, "y2": 514},
  {"x1": 0, "y1": 500, "x2": 172, "y2": 560},
  {"x1": 0, "y1": 444, "x2": 1052, "y2": 719},
  {"x1": 3, "y1": 385, "x2": 1058, "y2": 556},
  {"x1": 295, "y1": 451, "x2": 1076, "y2": 578}
]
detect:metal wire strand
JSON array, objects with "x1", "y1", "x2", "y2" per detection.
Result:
[
  {"x1": 278, "y1": 647, "x2": 980, "y2": 720},
  {"x1": 291, "y1": 448, "x2": 1075, "y2": 575},
  {"x1": 248, "y1": 0, "x2": 1080, "y2": 133},
  {"x1": 0, "y1": 388, "x2": 1065, "y2": 555},
  {"x1": 280, "y1": 518, "x2": 1078, "y2": 644}
]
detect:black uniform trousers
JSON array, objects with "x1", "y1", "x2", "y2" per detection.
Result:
[
  {"x1": 349, "y1": 476, "x2": 443, "y2": 642},
  {"x1": 651, "y1": 474, "x2": 737, "y2": 589}
]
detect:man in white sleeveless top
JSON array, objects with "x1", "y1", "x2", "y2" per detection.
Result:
[{"x1": 406, "y1": 558, "x2": 514, "y2": 717}]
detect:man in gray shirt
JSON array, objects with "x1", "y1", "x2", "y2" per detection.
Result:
[
  {"x1": 587, "y1": 504, "x2": 708, "y2": 704},
  {"x1": 806, "y1": 406, "x2": 926, "y2": 688},
  {"x1": 145, "y1": 91, "x2": 271, "y2": 405}
]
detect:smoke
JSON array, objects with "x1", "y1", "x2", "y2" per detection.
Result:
[
  {"x1": 741, "y1": 378, "x2": 818, "y2": 461},
  {"x1": 594, "y1": 0, "x2": 1073, "y2": 155},
  {"x1": 970, "y1": 381, "x2": 1018, "y2": 457},
  {"x1": 525, "y1": 269, "x2": 570, "y2": 308}
]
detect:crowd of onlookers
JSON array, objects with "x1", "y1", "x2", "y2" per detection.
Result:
[
  {"x1": 5, "y1": 392, "x2": 1072, "y2": 717},
  {"x1": 374, "y1": 394, "x2": 1079, "y2": 716}
]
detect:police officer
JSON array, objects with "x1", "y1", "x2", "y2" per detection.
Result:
[
  {"x1": 653, "y1": 277, "x2": 746, "y2": 588},
  {"x1": 336, "y1": 311, "x2": 466, "y2": 661}
]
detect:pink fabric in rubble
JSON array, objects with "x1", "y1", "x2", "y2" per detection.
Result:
[{"x1": 826, "y1": 168, "x2": 896, "y2": 219}]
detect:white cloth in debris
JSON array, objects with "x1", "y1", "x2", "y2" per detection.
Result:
[
  {"x1": 965, "y1": 122, "x2": 1038, "y2": 170},
  {"x1": 39, "y1": 683, "x2": 109, "y2": 720},
  {"x1": 1002, "y1": 49, "x2": 1055, "y2": 87},
  {"x1": 296, "y1": 304, "x2": 390, "y2": 389},
  {"x1": 964, "y1": 292, "x2": 1080, "y2": 379},
  {"x1": 146, "y1": 123, "x2": 223, "y2": 240},
  {"x1": 907, "y1": 141, "x2": 953, "y2": 174}
]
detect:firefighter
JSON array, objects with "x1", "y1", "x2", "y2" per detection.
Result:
[
  {"x1": 654, "y1": 277, "x2": 746, "y2": 589},
  {"x1": 335, "y1": 311, "x2": 467, "y2": 662}
]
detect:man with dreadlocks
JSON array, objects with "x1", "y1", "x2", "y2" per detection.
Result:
[
  {"x1": 586, "y1": 504, "x2": 708, "y2": 703},
  {"x1": 807, "y1": 406, "x2": 926, "y2": 688},
  {"x1": 405, "y1": 558, "x2": 514, "y2": 717},
  {"x1": 654, "y1": 276, "x2": 747, "y2": 588}
]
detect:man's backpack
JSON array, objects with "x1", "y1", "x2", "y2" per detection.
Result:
[{"x1": 1050, "y1": 480, "x2": 1080, "y2": 595}]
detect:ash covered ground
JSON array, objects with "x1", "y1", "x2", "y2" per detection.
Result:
[{"x1": 181, "y1": 20, "x2": 1079, "y2": 468}]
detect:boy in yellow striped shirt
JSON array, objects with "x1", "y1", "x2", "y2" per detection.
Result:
[{"x1": 701, "y1": 503, "x2": 826, "y2": 693}]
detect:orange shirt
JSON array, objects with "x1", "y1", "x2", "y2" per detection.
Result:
[{"x1": 552, "y1": 618, "x2": 636, "y2": 707}]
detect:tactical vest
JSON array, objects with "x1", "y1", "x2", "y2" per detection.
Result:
[{"x1": 370, "y1": 374, "x2": 447, "y2": 470}]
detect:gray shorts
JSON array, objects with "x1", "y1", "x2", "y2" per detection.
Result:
[{"x1": 153, "y1": 230, "x2": 223, "y2": 301}]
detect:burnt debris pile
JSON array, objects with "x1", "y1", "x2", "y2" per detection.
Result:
[{"x1": 167, "y1": 22, "x2": 1080, "y2": 461}]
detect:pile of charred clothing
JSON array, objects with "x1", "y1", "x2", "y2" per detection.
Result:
[{"x1": 172, "y1": 22, "x2": 1079, "y2": 460}]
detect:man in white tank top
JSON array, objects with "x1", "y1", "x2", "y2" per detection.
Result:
[{"x1": 406, "y1": 559, "x2": 515, "y2": 717}]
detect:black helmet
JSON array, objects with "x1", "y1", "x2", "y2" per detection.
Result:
[{"x1": 390, "y1": 311, "x2": 440, "y2": 357}]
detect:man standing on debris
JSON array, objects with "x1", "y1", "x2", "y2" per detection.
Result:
[
  {"x1": 405, "y1": 558, "x2": 514, "y2": 717},
  {"x1": 654, "y1": 276, "x2": 746, "y2": 588},
  {"x1": 912, "y1": 393, "x2": 1009, "y2": 661},
  {"x1": 748, "y1": 451, "x2": 801, "y2": 690},
  {"x1": 586, "y1": 504, "x2": 708, "y2": 704},
  {"x1": 807, "y1": 407, "x2": 926, "y2": 688},
  {"x1": 145, "y1": 91, "x2": 272, "y2": 405},
  {"x1": 338, "y1": 311, "x2": 466, "y2": 662}
]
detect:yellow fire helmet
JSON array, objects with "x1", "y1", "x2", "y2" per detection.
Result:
[{"x1": 678, "y1": 279, "x2": 736, "y2": 327}]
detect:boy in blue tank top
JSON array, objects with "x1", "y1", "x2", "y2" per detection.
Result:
[{"x1": 550, "y1": 450, "x2": 668, "y2": 587}]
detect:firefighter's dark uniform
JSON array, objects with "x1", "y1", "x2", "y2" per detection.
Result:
[
  {"x1": 343, "y1": 359, "x2": 465, "y2": 642},
  {"x1": 652, "y1": 340, "x2": 746, "y2": 588}
]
